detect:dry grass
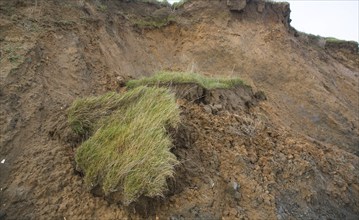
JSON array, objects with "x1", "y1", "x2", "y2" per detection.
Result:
[{"x1": 68, "y1": 86, "x2": 180, "y2": 205}]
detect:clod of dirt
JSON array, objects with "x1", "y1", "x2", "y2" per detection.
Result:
[
  {"x1": 227, "y1": 0, "x2": 248, "y2": 12},
  {"x1": 165, "y1": 83, "x2": 263, "y2": 112}
]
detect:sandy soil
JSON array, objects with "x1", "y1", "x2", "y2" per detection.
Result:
[{"x1": 0, "y1": 0, "x2": 358, "y2": 219}]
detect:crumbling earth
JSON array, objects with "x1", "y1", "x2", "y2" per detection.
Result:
[{"x1": 0, "y1": 0, "x2": 358, "y2": 219}]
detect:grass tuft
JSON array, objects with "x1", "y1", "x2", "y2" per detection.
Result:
[
  {"x1": 68, "y1": 86, "x2": 180, "y2": 205},
  {"x1": 172, "y1": 0, "x2": 189, "y2": 9},
  {"x1": 97, "y1": 4, "x2": 107, "y2": 12},
  {"x1": 127, "y1": 71, "x2": 245, "y2": 90}
]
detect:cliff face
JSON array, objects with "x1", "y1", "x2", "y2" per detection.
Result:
[{"x1": 0, "y1": 0, "x2": 358, "y2": 219}]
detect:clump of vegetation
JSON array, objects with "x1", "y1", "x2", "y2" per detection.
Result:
[
  {"x1": 325, "y1": 37, "x2": 341, "y2": 42},
  {"x1": 125, "y1": 1, "x2": 176, "y2": 28},
  {"x1": 307, "y1": 33, "x2": 322, "y2": 41},
  {"x1": 299, "y1": 32, "x2": 351, "y2": 44},
  {"x1": 172, "y1": 0, "x2": 189, "y2": 9},
  {"x1": 142, "y1": 0, "x2": 171, "y2": 7},
  {"x1": 324, "y1": 37, "x2": 357, "y2": 44},
  {"x1": 68, "y1": 86, "x2": 180, "y2": 205},
  {"x1": 2, "y1": 44, "x2": 24, "y2": 64},
  {"x1": 127, "y1": 71, "x2": 245, "y2": 89},
  {"x1": 97, "y1": 4, "x2": 107, "y2": 12},
  {"x1": 8, "y1": 54, "x2": 23, "y2": 63}
]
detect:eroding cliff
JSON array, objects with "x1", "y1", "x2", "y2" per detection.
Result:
[{"x1": 0, "y1": 0, "x2": 358, "y2": 219}]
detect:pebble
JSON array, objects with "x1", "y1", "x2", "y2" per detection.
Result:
[
  {"x1": 227, "y1": 181, "x2": 241, "y2": 201},
  {"x1": 213, "y1": 104, "x2": 223, "y2": 111},
  {"x1": 203, "y1": 105, "x2": 212, "y2": 114},
  {"x1": 231, "y1": 181, "x2": 240, "y2": 191}
]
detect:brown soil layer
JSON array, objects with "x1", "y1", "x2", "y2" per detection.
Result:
[{"x1": 0, "y1": 0, "x2": 358, "y2": 219}]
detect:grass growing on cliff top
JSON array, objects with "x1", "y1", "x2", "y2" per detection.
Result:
[
  {"x1": 127, "y1": 71, "x2": 244, "y2": 89},
  {"x1": 68, "y1": 86, "x2": 180, "y2": 205},
  {"x1": 324, "y1": 37, "x2": 357, "y2": 44},
  {"x1": 172, "y1": 0, "x2": 189, "y2": 9}
]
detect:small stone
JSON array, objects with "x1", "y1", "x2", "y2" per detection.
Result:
[
  {"x1": 227, "y1": 0, "x2": 247, "y2": 12},
  {"x1": 210, "y1": 105, "x2": 219, "y2": 115},
  {"x1": 254, "y1": 91, "x2": 266, "y2": 101},
  {"x1": 203, "y1": 105, "x2": 212, "y2": 114},
  {"x1": 213, "y1": 104, "x2": 223, "y2": 111},
  {"x1": 257, "y1": 2, "x2": 265, "y2": 13},
  {"x1": 232, "y1": 181, "x2": 239, "y2": 191},
  {"x1": 227, "y1": 181, "x2": 241, "y2": 198},
  {"x1": 116, "y1": 76, "x2": 125, "y2": 87},
  {"x1": 264, "y1": 196, "x2": 271, "y2": 205},
  {"x1": 228, "y1": 207, "x2": 238, "y2": 216}
]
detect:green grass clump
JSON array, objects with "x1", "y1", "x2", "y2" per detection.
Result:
[
  {"x1": 127, "y1": 71, "x2": 244, "y2": 90},
  {"x1": 68, "y1": 91, "x2": 142, "y2": 137},
  {"x1": 135, "y1": 0, "x2": 171, "y2": 7},
  {"x1": 172, "y1": 0, "x2": 189, "y2": 9},
  {"x1": 133, "y1": 18, "x2": 172, "y2": 28},
  {"x1": 325, "y1": 37, "x2": 341, "y2": 42},
  {"x1": 324, "y1": 37, "x2": 357, "y2": 44},
  {"x1": 68, "y1": 86, "x2": 180, "y2": 205}
]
